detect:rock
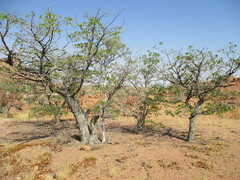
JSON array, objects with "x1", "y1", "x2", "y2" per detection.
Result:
[
  {"x1": 38, "y1": 175, "x2": 45, "y2": 179},
  {"x1": 16, "y1": 177, "x2": 22, "y2": 180},
  {"x1": 52, "y1": 172, "x2": 57, "y2": 179},
  {"x1": 34, "y1": 165, "x2": 39, "y2": 170},
  {"x1": 116, "y1": 158, "x2": 124, "y2": 163},
  {"x1": 80, "y1": 145, "x2": 92, "y2": 151}
]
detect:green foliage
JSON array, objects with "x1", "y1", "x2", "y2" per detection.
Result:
[
  {"x1": 120, "y1": 50, "x2": 165, "y2": 129},
  {"x1": 161, "y1": 43, "x2": 240, "y2": 119},
  {"x1": 0, "y1": 78, "x2": 25, "y2": 114}
]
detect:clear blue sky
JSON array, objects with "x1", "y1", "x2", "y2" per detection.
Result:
[{"x1": 0, "y1": 0, "x2": 240, "y2": 53}]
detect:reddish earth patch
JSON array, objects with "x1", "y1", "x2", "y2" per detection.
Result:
[
  {"x1": 0, "y1": 113, "x2": 240, "y2": 180},
  {"x1": 0, "y1": 75, "x2": 239, "y2": 179}
]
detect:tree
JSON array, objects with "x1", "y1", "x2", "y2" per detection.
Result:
[
  {"x1": 119, "y1": 51, "x2": 165, "y2": 131},
  {"x1": 12, "y1": 9, "x2": 129, "y2": 145},
  {"x1": 93, "y1": 56, "x2": 132, "y2": 142},
  {"x1": 0, "y1": 11, "x2": 19, "y2": 66},
  {"x1": 160, "y1": 43, "x2": 240, "y2": 142}
]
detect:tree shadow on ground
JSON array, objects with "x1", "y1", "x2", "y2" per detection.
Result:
[
  {"x1": 2, "y1": 120, "x2": 72, "y2": 143},
  {"x1": 106, "y1": 122, "x2": 188, "y2": 141}
]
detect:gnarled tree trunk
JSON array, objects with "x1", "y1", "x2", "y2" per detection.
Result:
[
  {"x1": 53, "y1": 112, "x2": 62, "y2": 124},
  {"x1": 137, "y1": 113, "x2": 146, "y2": 132},
  {"x1": 186, "y1": 100, "x2": 203, "y2": 142},
  {"x1": 6, "y1": 53, "x2": 14, "y2": 66},
  {"x1": 187, "y1": 114, "x2": 198, "y2": 142},
  {"x1": 101, "y1": 92, "x2": 108, "y2": 143},
  {"x1": 64, "y1": 95, "x2": 99, "y2": 145}
]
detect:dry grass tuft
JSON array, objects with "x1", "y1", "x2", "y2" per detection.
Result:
[
  {"x1": 1, "y1": 141, "x2": 49, "y2": 157},
  {"x1": 108, "y1": 167, "x2": 118, "y2": 178},
  {"x1": 192, "y1": 160, "x2": 213, "y2": 170},
  {"x1": 2, "y1": 142, "x2": 31, "y2": 156},
  {"x1": 80, "y1": 157, "x2": 97, "y2": 167},
  {"x1": 22, "y1": 171, "x2": 36, "y2": 180},
  {"x1": 57, "y1": 164, "x2": 73, "y2": 180},
  {"x1": 185, "y1": 153, "x2": 199, "y2": 159},
  {"x1": 157, "y1": 159, "x2": 181, "y2": 170},
  {"x1": 33, "y1": 152, "x2": 52, "y2": 166},
  {"x1": 116, "y1": 156, "x2": 130, "y2": 163}
]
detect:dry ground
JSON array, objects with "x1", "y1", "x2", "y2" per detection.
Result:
[{"x1": 0, "y1": 108, "x2": 239, "y2": 180}]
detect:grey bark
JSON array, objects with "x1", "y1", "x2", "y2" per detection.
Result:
[
  {"x1": 187, "y1": 103, "x2": 202, "y2": 142},
  {"x1": 137, "y1": 113, "x2": 146, "y2": 132},
  {"x1": 101, "y1": 93, "x2": 107, "y2": 143},
  {"x1": 0, "y1": 104, "x2": 11, "y2": 114},
  {"x1": 46, "y1": 93, "x2": 62, "y2": 124},
  {"x1": 64, "y1": 95, "x2": 99, "y2": 145},
  {"x1": 187, "y1": 114, "x2": 197, "y2": 142},
  {"x1": 53, "y1": 112, "x2": 61, "y2": 124}
]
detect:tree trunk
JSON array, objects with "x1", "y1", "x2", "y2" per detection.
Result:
[
  {"x1": 187, "y1": 114, "x2": 198, "y2": 142},
  {"x1": 53, "y1": 112, "x2": 62, "y2": 124},
  {"x1": 46, "y1": 93, "x2": 62, "y2": 124},
  {"x1": 6, "y1": 53, "x2": 13, "y2": 66},
  {"x1": 64, "y1": 95, "x2": 99, "y2": 145},
  {"x1": 187, "y1": 103, "x2": 203, "y2": 142},
  {"x1": 137, "y1": 114, "x2": 145, "y2": 132},
  {"x1": 101, "y1": 93, "x2": 107, "y2": 143},
  {"x1": 101, "y1": 108, "x2": 106, "y2": 143}
]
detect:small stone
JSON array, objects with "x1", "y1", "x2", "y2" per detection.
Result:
[
  {"x1": 116, "y1": 159, "x2": 124, "y2": 163},
  {"x1": 38, "y1": 175, "x2": 45, "y2": 179},
  {"x1": 16, "y1": 177, "x2": 22, "y2": 180},
  {"x1": 34, "y1": 165, "x2": 39, "y2": 170},
  {"x1": 52, "y1": 173, "x2": 57, "y2": 179},
  {"x1": 80, "y1": 145, "x2": 92, "y2": 151}
]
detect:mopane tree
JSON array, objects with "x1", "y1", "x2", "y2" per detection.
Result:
[
  {"x1": 120, "y1": 51, "x2": 165, "y2": 131},
  {"x1": 13, "y1": 10, "x2": 69, "y2": 123},
  {"x1": 93, "y1": 47, "x2": 132, "y2": 142},
  {"x1": 160, "y1": 44, "x2": 240, "y2": 142},
  {"x1": 0, "y1": 11, "x2": 19, "y2": 66},
  {"x1": 14, "y1": 9, "x2": 129, "y2": 145},
  {"x1": 54, "y1": 11, "x2": 129, "y2": 144}
]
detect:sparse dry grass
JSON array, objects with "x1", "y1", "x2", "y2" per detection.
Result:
[
  {"x1": 108, "y1": 166, "x2": 118, "y2": 178},
  {"x1": 22, "y1": 171, "x2": 36, "y2": 180},
  {"x1": 157, "y1": 159, "x2": 181, "y2": 170},
  {"x1": 57, "y1": 164, "x2": 74, "y2": 180},
  {"x1": 33, "y1": 152, "x2": 52, "y2": 166},
  {"x1": 80, "y1": 157, "x2": 97, "y2": 167},
  {"x1": 185, "y1": 153, "x2": 199, "y2": 159},
  {"x1": 2, "y1": 142, "x2": 32, "y2": 156},
  {"x1": 0, "y1": 141, "x2": 53, "y2": 179},
  {"x1": 192, "y1": 160, "x2": 213, "y2": 170},
  {"x1": 187, "y1": 138, "x2": 229, "y2": 156}
]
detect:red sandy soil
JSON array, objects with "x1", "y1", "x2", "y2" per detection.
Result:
[{"x1": 0, "y1": 111, "x2": 239, "y2": 180}]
